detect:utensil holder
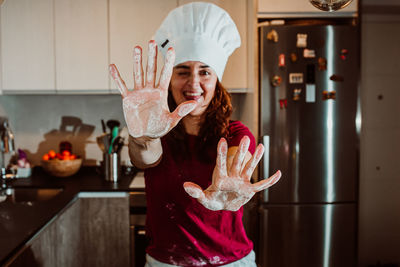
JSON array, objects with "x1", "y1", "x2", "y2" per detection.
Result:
[{"x1": 103, "y1": 152, "x2": 121, "y2": 183}]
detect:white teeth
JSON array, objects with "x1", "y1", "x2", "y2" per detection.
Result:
[{"x1": 184, "y1": 92, "x2": 202, "y2": 96}]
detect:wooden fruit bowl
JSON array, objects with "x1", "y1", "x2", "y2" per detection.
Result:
[{"x1": 41, "y1": 158, "x2": 83, "y2": 177}]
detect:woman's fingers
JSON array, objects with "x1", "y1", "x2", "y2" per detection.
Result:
[
  {"x1": 145, "y1": 40, "x2": 157, "y2": 87},
  {"x1": 133, "y1": 46, "x2": 144, "y2": 90},
  {"x1": 216, "y1": 138, "x2": 228, "y2": 178},
  {"x1": 109, "y1": 64, "x2": 128, "y2": 98},
  {"x1": 159, "y1": 47, "x2": 175, "y2": 90},
  {"x1": 183, "y1": 182, "x2": 206, "y2": 201},
  {"x1": 229, "y1": 136, "x2": 250, "y2": 177},
  {"x1": 251, "y1": 170, "x2": 282, "y2": 192},
  {"x1": 169, "y1": 101, "x2": 197, "y2": 127},
  {"x1": 241, "y1": 143, "x2": 264, "y2": 181}
]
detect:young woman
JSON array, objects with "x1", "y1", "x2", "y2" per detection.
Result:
[{"x1": 110, "y1": 3, "x2": 281, "y2": 266}]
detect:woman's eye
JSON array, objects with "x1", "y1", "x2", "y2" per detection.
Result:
[
  {"x1": 177, "y1": 72, "x2": 190, "y2": 76},
  {"x1": 199, "y1": 70, "x2": 211, "y2": 76}
]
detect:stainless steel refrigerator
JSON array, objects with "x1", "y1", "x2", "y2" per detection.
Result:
[{"x1": 258, "y1": 20, "x2": 360, "y2": 267}]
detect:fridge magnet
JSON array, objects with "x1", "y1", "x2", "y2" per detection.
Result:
[
  {"x1": 330, "y1": 74, "x2": 344, "y2": 82},
  {"x1": 289, "y1": 73, "x2": 303, "y2": 84},
  {"x1": 296, "y1": 34, "x2": 307, "y2": 48},
  {"x1": 279, "y1": 54, "x2": 286, "y2": 67},
  {"x1": 340, "y1": 49, "x2": 348, "y2": 60},
  {"x1": 279, "y1": 99, "x2": 288, "y2": 109},
  {"x1": 322, "y1": 90, "x2": 336, "y2": 100},
  {"x1": 318, "y1": 57, "x2": 327, "y2": 70},
  {"x1": 290, "y1": 52, "x2": 298, "y2": 63},
  {"x1": 271, "y1": 75, "x2": 282, "y2": 87},
  {"x1": 305, "y1": 84, "x2": 316, "y2": 103},
  {"x1": 267, "y1": 29, "x2": 279, "y2": 43},
  {"x1": 293, "y1": 88, "x2": 302, "y2": 101},
  {"x1": 303, "y1": 49, "x2": 316, "y2": 58}
]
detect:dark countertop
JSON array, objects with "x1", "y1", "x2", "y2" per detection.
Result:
[{"x1": 0, "y1": 166, "x2": 142, "y2": 265}]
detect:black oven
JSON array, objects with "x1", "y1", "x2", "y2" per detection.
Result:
[{"x1": 129, "y1": 191, "x2": 147, "y2": 267}]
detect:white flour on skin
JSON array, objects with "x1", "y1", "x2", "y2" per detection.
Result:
[
  {"x1": 252, "y1": 170, "x2": 282, "y2": 192},
  {"x1": 178, "y1": 102, "x2": 197, "y2": 117},
  {"x1": 122, "y1": 89, "x2": 172, "y2": 138},
  {"x1": 134, "y1": 47, "x2": 142, "y2": 88},
  {"x1": 109, "y1": 65, "x2": 128, "y2": 97},
  {"x1": 146, "y1": 42, "x2": 157, "y2": 83},
  {"x1": 244, "y1": 144, "x2": 264, "y2": 178},
  {"x1": 145, "y1": 111, "x2": 172, "y2": 138},
  {"x1": 216, "y1": 139, "x2": 228, "y2": 172},
  {"x1": 124, "y1": 105, "x2": 142, "y2": 137},
  {"x1": 231, "y1": 137, "x2": 250, "y2": 174},
  {"x1": 123, "y1": 88, "x2": 161, "y2": 108},
  {"x1": 184, "y1": 136, "x2": 272, "y2": 211},
  {"x1": 199, "y1": 186, "x2": 255, "y2": 212},
  {"x1": 159, "y1": 48, "x2": 174, "y2": 88}
]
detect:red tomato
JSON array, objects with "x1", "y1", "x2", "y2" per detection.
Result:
[
  {"x1": 62, "y1": 150, "x2": 71, "y2": 157},
  {"x1": 42, "y1": 154, "x2": 50, "y2": 161}
]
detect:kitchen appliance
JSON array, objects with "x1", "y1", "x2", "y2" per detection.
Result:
[{"x1": 258, "y1": 19, "x2": 360, "y2": 267}]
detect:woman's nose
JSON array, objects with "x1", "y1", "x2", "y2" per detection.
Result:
[{"x1": 188, "y1": 72, "x2": 200, "y2": 86}]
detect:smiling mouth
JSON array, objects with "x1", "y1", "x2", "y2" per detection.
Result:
[{"x1": 183, "y1": 91, "x2": 203, "y2": 100}]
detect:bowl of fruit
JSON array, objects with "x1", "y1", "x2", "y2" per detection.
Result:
[{"x1": 41, "y1": 144, "x2": 82, "y2": 177}]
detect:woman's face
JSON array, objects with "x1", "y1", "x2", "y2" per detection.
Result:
[{"x1": 170, "y1": 61, "x2": 218, "y2": 116}]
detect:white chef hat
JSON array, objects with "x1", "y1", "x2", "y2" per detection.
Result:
[{"x1": 154, "y1": 2, "x2": 241, "y2": 81}]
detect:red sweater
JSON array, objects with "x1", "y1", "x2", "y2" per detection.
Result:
[{"x1": 144, "y1": 121, "x2": 256, "y2": 266}]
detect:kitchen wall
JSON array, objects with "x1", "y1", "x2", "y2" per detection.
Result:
[
  {"x1": 358, "y1": 2, "x2": 400, "y2": 266},
  {"x1": 0, "y1": 94, "x2": 247, "y2": 167},
  {"x1": 0, "y1": 95, "x2": 127, "y2": 166}
]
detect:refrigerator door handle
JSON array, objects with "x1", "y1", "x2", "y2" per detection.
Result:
[{"x1": 262, "y1": 135, "x2": 270, "y2": 202}]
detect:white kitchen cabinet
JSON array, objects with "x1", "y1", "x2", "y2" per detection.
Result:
[
  {"x1": 1, "y1": 0, "x2": 253, "y2": 94},
  {"x1": 54, "y1": 0, "x2": 109, "y2": 93},
  {"x1": 258, "y1": 0, "x2": 358, "y2": 18},
  {"x1": 109, "y1": 0, "x2": 177, "y2": 93},
  {"x1": 0, "y1": 0, "x2": 56, "y2": 93},
  {"x1": 178, "y1": 0, "x2": 249, "y2": 91}
]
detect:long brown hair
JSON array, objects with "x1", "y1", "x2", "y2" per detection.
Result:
[{"x1": 166, "y1": 80, "x2": 233, "y2": 163}]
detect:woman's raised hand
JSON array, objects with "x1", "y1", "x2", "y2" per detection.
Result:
[
  {"x1": 109, "y1": 40, "x2": 197, "y2": 139},
  {"x1": 183, "y1": 136, "x2": 282, "y2": 211}
]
